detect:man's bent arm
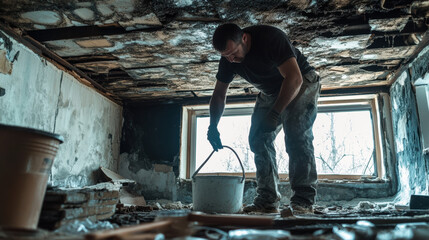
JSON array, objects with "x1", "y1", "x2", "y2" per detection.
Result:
[
  {"x1": 272, "y1": 57, "x2": 303, "y2": 114},
  {"x1": 209, "y1": 80, "x2": 229, "y2": 126}
]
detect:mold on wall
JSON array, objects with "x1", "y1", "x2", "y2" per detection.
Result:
[
  {"x1": 0, "y1": 30, "x2": 123, "y2": 188},
  {"x1": 390, "y1": 44, "x2": 429, "y2": 204}
]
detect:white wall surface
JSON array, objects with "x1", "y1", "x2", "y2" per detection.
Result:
[{"x1": 0, "y1": 30, "x2": 123, "y2": 187}]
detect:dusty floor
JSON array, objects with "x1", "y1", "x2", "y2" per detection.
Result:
[{"x1": 2, "y1": 200, "x2": 429, "y2": 240}]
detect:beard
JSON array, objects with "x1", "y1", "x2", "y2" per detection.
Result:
[{"x1": 233, "y1": 42, "x2": 247, "y2": 63}]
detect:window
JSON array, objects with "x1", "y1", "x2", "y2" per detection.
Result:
[{"x1": 180, "y1": 95, "x2": 385, "y2": 180}]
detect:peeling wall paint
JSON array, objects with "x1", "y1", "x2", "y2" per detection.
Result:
[
  {"x1": 390, "y1": 44, "x2": 429, "y2": 204},
  {"x1": 0, "y1": 30, "x2": 123, "y2": 188},
  {"x1": 0, "y1": 32, "x2": 18, "y2": 75},
  {"x1": 119, "y1": 153, "x2": 177, "y2": 200},
  {"x1": 0, "y1": 50, "x2": 12, "y2": 74},
  {"x1": 52, "y1": 72, "x2": 123, "y2": 187}
]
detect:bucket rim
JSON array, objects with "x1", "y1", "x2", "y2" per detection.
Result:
[
  {"x1": 192, "y1": 175, "x2": 245, "y2": 180},
  {"x1": 0, "y1": 123, "x2": 64, "y2": 143}
]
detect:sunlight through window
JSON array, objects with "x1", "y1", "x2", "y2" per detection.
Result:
[
  {"x1": 181, "y1": 95, "x2": 383, "y2": 180},
  {"x1": 195, "y1": 110, "x2": 375, "y2": 175}
]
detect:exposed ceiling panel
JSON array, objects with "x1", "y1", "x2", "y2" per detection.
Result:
[{"x1": 0, "y1": 0, "x2": 428, "y2": 104}]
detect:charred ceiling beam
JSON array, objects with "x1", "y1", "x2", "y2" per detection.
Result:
[
  {"x1": 123, "y1": 93, "x2": 258, "y2": 106},
  {"x1": 122, "y1": 85, "x2": 391, "y2": 105},
  {"x1": 381, "y1": 0, "x2": 415, "y2": 9},
  {"x1": 290, "y1": 9, "x2": 419, "y2": 41},
  {"x1": 26, "y1": 25, "x2": 127, "y2": 42},
  {"x1": 341, "y1": 24, "x2": 372, "y2": 36},
  {"x1": 135, "y1": 82, "x2": 169, "y2": 88},
  {"x1": 26, "y1": 24, "x2": 163, "y2": 42},
  {"x1": 343, "y1": 18, "x2": 426, "y2": 37},
  {"x1": 190, "y1": 91, "x2": 198, "y2": 97},
  {"x1": 367, "y1": 33, "x2": 424, "y2": 49},
  {"x1": 386, "y1": 30, "x2": 429, "y2": 85},
  {"x1": 64, "y1": 54, "x2": 118, "y2": 64},
  {"x1": 321, "y1": 86, "x2": 391, "y2": 96},
  {"x1": 302, "y1": 8, "x2": 425, "y2": 38},
  {"x1": 90, "y1": 72, "x2": 134, "y2": 84}
]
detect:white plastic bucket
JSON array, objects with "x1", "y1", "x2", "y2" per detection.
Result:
[
  {"x1": 192, "y1": 146, "x2": 245, "y2": 213},
  {"x1": 0, "y1": 124, "x2": 63, "y2": 230}
]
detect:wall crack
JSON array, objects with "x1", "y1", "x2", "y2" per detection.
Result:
[{"x1": 53, "y1": 72, "x2": 63, "y2": 133}]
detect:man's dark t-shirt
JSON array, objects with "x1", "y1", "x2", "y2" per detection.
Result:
[{"x1": 216, "y1": 25, "x2": 313, "y2": 96}]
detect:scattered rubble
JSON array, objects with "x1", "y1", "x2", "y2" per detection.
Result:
[
  {"x1": 38, "y1": 183, "x2": 120, "y2": 230},
  {"x1": 4, "y1": 198, "x2": 429, "y2": 239}
]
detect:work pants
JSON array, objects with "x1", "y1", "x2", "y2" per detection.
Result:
[{"x1": 248, "y1": 70, "x2": 321, "y2": 207}]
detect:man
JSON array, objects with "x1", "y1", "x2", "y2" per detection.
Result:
[{"x1": 207, "y1": 23, "x2": 321, "y2": 214}]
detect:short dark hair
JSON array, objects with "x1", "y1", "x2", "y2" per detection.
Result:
[{"x1": 212, "y1": 23, "x2": 243, "y2": 51}]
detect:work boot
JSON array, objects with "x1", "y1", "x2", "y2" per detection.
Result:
[
  {"x1": 289, "y1": 202, "x2": 314, "y2": 215},
  {"x1": 242, "y1": 204, "x2": 279, "y2": 213}
]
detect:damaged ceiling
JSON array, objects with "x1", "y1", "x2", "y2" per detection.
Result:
[{"x1": 0, "y1": 0, "x2": 428, "y2": 104}]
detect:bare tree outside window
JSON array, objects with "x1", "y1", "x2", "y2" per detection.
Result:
[
  {"x1": 312, "y1": 110, "x2": 375, "y2": 175},
  {"x1": 195, "y1": 115, "x2": 255, "y2": 173}
]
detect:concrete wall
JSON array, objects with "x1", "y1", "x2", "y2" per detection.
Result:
[
  {"x1": 0, "y1": 30, "x2": 123, "y2": 187},
  {"x1": 390, "y1": 44, "x2": 429, "y2": 204},
  {"x1": 119, "y1": 104, "x2": 181, "y2": 200}
]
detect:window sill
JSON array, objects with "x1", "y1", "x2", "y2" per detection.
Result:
[
  {"x1": 245, "y1": 177, "x2": 388, "y2": 184},
  {"x1": 186, "y1": 175, "x2": 387, "y2": 184}
]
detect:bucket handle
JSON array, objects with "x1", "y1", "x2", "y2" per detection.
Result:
[{"x1": 191, "y1": 145, "x2": 245, "y2": 183}]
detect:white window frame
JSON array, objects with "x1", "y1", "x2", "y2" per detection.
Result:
[{"x1": 180, "y1": 94, "x2": 385, "y2": 181}]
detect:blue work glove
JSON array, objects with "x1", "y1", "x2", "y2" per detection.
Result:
[
  {"x1": 260, "y1": 110, "x2": 281, "y2": 133},
  {"x1": 207, "y1": 125, "x2": 223, "y2": 151}
]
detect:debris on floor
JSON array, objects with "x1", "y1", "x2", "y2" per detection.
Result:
[
  {"x1": 377, "y1": 222, "x2": 429, "y2": 240},
  {"x1": 228, "y1": 229, "x2": 291, "y2": 240},
  {"x1": 54, "y1": 218, "x2": 118, "y2": 235},
  {"x1": 332, "y1": 220, "x2": 376, "y2": 240},
  {"x1": 112, "y1": 201, "x2": 192, "y2": 226},
  {"x1": 119, "y1": 188, "x2": 147, "y2": 207},
  {"x1": 100, "y1": 166, "x2": 147, "y2": 208},
  {"x1": 38, "y1": 182, "x2": 120, "y2": 230},
  {"x1": 410, "y1": 194, "x2": 429, "y2": 209},
  {"x1": 3, "y1": 197, "x2": 429, "y2": 239},
  {"x1": 100, "y1": 166, "x2": 135, "y2": 186}
]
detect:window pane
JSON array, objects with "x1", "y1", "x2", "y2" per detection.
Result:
[
  {"x1": 312, "y1": 110, "x2": 375, "y2": 175},
  {"x1": 196, "y1": 115, "x2": 255, "y2": 173},
  {"x1": 275, "y1": 110, "x2": 375, "y2": 175},
  {"x1": 195, "y1": 109, "x2": 375, "y2": 176}
]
